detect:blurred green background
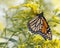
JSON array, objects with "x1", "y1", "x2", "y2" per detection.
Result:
[{"x1": 0, "y1": 0, "x2": 60, "y2": 48}]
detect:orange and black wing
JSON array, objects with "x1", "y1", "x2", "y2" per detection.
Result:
[{"x1": 27, "y1": 12, "x2": 52, "y2": 40}]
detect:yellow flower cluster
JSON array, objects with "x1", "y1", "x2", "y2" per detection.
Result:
[
  {"x1": 23, "y1": 3, "x2": 40, "y2": 13},
  {"x1": 33, "y1": 35, "x2": 60, "y2": 48},
  {"x1": 53, "y1": 39, "x2": 60, "y2": 48},
  {"x1": 42, "y1": 39, "x2": 60, "y2": 48},
  {"x1": 33, "y1": 34, "x2": 43, "y2": 44}
]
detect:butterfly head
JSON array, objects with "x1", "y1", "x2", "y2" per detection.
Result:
[{"x1": 37, "y1": 12, "x2": 43, "y2": 18}]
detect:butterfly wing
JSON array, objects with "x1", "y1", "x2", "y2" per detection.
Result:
[
  {"x1": 39, "y1": 16, "x2": 52, "y2": 40},
  {"x1": 28, "y1": 13, "x2": 52, "y2": 40},
  {"x1": 28, "y1": 16, "x2": 40, "y2": 33}
]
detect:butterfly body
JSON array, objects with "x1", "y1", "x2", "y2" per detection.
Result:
[{"x1": 28, "y1": 12, "x2": 52, "y2": 40}]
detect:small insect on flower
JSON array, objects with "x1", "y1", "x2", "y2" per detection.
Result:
[{"x1": 27, "y1": 12, "x2": 52, "y2": 40}]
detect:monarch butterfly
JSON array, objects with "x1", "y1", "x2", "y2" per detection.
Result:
[{"x1": 27, "y1": 12, "x2": 52, "y2": 40}]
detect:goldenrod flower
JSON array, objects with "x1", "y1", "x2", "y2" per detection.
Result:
[
  {"x1": 42, "y1": 44, "x2": 47, "y2": 48},
  {"x1": 55, "y1": 39, "x2": 60, "y2": 48},
  {"x1": 44, "y1": 39, "x2": 50, "y2": 44},
  {"x1": 23, "y1": 3, "x2": 40, "y2": 13},
  {"x1": 33, "y1": 35, "x2": 43, "y2": 43}
]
